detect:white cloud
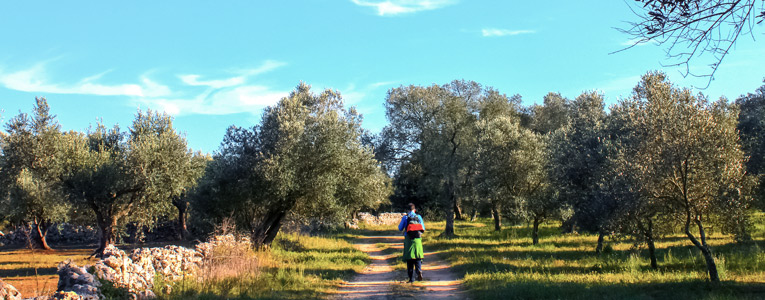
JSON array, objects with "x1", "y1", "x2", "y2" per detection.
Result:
[
  {"x1": 0, "y1": 63, "x2": 170, "y2": 97},
  {"x1": 351, "y1": 0, "x2": 456, "y2": 16},
  {"x1": 179, "y1": 74, "x2": 244, "y2": 89},
  {"x1": 178, "y1": 60, "x2": 286, "y2": 89},
  {"x1": 0, "y1": 60, "x2": 290, "y2": 116},
  {"x1": 136, "y1": 85, "x2": 288, "y2": 116},
  {"x1": 481, "y1": 28, "x2": 535, "y2": 37},
  {"x1": 370, "y1": 81, "x2": 398, "y2": 88},
  {"x1": 138, "y1": 60, "x2": 289, "y2": 116}
]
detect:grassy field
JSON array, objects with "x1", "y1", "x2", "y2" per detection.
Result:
[
  {"x1": 159, "y1": 232, "x2": 369, "y2": 300},
  {"x1": 2, "y1": 214, "x2": 764, "y2": 299},
  {"x1": 0, "y1": 234, "x2": 367, "y2": 299},
  {"x1": 416, "y1": 212, "x2": 765, "y2": 299},
  {"x1": 0, "y1": 246, "x2": 97, "y2": 297}
]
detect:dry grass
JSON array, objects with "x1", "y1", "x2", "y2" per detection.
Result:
[
  {"x1": 160, "y1": 232, "x2": 369, "y2": 299},
  {"x1": 0, "y1": 245, "x2": 97, "y2": 297}
]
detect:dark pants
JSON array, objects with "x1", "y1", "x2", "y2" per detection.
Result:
[{"x1": 407, "y1": 258, "x2": 422, "y2": 282}]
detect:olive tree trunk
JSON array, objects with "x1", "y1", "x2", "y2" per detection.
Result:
[
  {"x1": 491, "y1": 201, "x2": 502, "y2": 231},
  {"x1": 442, "y1": 180, "x2": 456, "y2": 237},
  {"x1": 685, "y1": 214, "x2": 719, "y2": 282},
  {"x1": 595, "y1": 230, "x2": 605, "y2": 254},
  {"x1": 646, "y1": 218, "x2": 658, "y2": 269},
  {"x1": 532, "y1": 216, "x2": 541, "y2": 245},
  {"x1": 172, "y1": 198, "x2": 189, "y2": 240},
  {"x1": 28, "y1": 219, "x2": 53, "y2": 250},
  {"x1": 252, "y1": 210, "x2": 287, "y2": 248}
]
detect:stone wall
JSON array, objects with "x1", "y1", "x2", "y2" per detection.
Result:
[
  {"x1": 1, "y1": 234, "x2": 252, "y2": 300},
  {"x1": 0, "y1": 224, "x2": 98, "y2": 247},
  {"x1": 357, "y1": 212, "x2": 405, "y2": 226},
  {"x1": 0, "y1": 278, "x2": 22, "y2": 300}
]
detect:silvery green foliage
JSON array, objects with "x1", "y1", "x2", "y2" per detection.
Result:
[
  {"x1": 61, "y1": 110, "x2": 198, "y2": 255},
  {"x1": 0, "y1": 98, "x2": 70, "y2": 249},
  {"x1": 611, "y1": 71, "x2": 751, "y2": 282},
  {"x1": 194, "y1": 83, "x2": 390, "y2": 247}
]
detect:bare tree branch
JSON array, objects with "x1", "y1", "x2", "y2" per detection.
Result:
[{"x1": 616, "y1": 0, "x2": 763, "y2": 88}]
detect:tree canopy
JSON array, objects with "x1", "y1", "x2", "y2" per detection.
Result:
[
  {"x1": 0, "y1": 98, "x2": 69, "y2": 249},
  {"x1": 194, "y1": 83, "x2": 391, "y2": 247},
  {"x1": 60, "y1": 110, "x2": 198, "y2": 256}
]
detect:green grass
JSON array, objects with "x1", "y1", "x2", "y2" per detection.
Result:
[
  {"x1": 414, "y1": 213, "x2": 765, "y2": 300},
  {"x1": 4, "y1": 213, "x2": 764, "y2": 299},
  {"x1": 158, "y1": 232, "x2": 369, "y2": 300}
]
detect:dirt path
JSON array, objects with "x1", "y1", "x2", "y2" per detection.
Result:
[{"x1": 334, "y1": 235, "x2": 468, "y2": 299}]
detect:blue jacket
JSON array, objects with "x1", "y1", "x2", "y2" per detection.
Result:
[{"x1": 398, "y1": 212, "x2": 425, "y2": 236}]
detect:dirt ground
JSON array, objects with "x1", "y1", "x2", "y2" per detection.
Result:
[{"x1": 333, "y1": 235, "x2": 468, "y2": 299}]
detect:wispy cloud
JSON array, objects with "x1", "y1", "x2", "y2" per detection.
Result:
[
  {"x1": 0, "y1": 64, "x2": 170, "y2": 97},
  {"x1": 137, "y1": 85, "x2": 288, "y2": 116},
  {"x1": 178, "y1": 60, "x2": 286, "y2": 89},
  {"x1": 481, "y1": 28, "x2": 535, "y2": 37},
  {"x1": 140, "y1": 60, "x2": 289, "y2": 115},
  {"x1": 370, "y1": 80, "x2": 398, "y2": 88},
  {"x1": 0, "y1": 60, "x2": 290, "y2": 116},
  {"x1": 351, "y1": 0, "x2": 456, "y2": 16}
]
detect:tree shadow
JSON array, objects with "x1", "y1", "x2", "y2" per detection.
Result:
[
  {"x1": 0, "y1": 266, "x2": 57, "y2": 278},
  {"x1": 469, "y1": 279, "x2": 765, "y2": 299}
]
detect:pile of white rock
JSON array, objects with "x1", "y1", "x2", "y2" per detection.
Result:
[
  {"x1": 358, "y1": 212, "x2": 405, "y2": 226},
  {"x1": 0, "y1": 234, "x2": 252, "y2": 300},
  {"x1": 56, "y1": 260, "x2": 101, "y2": 299},
  {"x1": 0, "y1": 278, "x2": 22, "y2": 300}
]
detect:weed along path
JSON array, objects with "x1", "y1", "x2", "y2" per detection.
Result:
[{"x1": 334, "y1": 234, "x2": 468, "y2": 299}]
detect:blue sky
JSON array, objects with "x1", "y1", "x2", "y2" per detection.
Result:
[{"x1": 1, "y1": 1, "x2": 763, "y2": 154}]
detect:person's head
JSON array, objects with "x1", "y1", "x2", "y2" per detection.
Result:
[{"x1": 407, "y1": 203, "x2": 416, "y2": 213}]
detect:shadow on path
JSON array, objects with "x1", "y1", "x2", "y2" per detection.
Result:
[{"x1": 333, "y1": 235, "x2": 468, "y2": 300}]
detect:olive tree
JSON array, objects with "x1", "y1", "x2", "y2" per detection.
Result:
[
  {"x1": 0, "y1": 98, "x2": 69, "y2": 250},
  {"x1": 195, "y1": 83, "x2": 391, "y2": 248},
  {"x1": 736, "y1": 84, "x2": 765, "y2": 210},
  {"x1": 624, "y1": 71, "x2": 751, "y2": 282},
  {"x1": 475, "y1": 115, "x2": 548, "y2": 242},
  {"x1": 549, "y1": 92, "x2": 616, "y2": 252},
  {"x1": 61, "y1": 110, "x2": 197, "y2": 256},
  {"x1": 382, "y1": 80, "x2": 521, "y2": 236}
]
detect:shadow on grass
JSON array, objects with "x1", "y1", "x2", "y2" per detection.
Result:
[
  {"x1": 0, "y1": 266, "x2": 57, "y2": 277},
  {"x1": 468, "y1": 278, "x2": 765, "y2": 300}
]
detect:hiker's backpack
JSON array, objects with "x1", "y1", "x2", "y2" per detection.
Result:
[{"x1": 406, "y1": 214, "x2": 424, "y2": 238}]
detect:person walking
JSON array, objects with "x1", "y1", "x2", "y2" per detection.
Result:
[{"x1": 398, "y1": 203, "x2": 425, "y2": 283}]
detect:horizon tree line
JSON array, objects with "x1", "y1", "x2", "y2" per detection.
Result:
[{"x1": 0, "y1": 73, "x2": 762, "y2": 283}]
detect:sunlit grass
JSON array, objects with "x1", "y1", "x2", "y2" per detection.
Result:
[
  {"x1": 0, "y1": 247, "x2": 97, "y2": 297},
  {"x1": 409, "y1": 213, "x2": 765, "y2": 299},
  {"x1": 160, "y1": 233, "x2": 369, "y2": 299}
]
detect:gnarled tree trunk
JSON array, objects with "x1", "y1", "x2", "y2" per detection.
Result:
[
  {"x1": 92, "y1": 206, "x2": 119, "y2": 258},
  {"x1": 685, "y1": 214, "x2": 719, "y2": 283},
  {"x1": 646, "y1": 218, "x2": 658, "y2": 269},
  {"x1": 95, "y1": 218, "x2": 117, "y2": 258},
  {"x1": 172, "y1": 198, "x2": 189, "y2": 240},
  {"x1": 532, "y1": 216, "x2": 541, "y2": 245},
  {"x1": 454, "y1": 199, "x2": 464, "y2": 221},
  {"x1": 491, "y1": 201, "x2": 501, "y2": 231},
  {"x1": 252, "y1": 210, "x2": 287, "y2": 248},
  {"x1": 595, "y1": 230, "x2": 605, "y2": 254},
  {"x1": 442, "y1": 180, "x2": 456, "y2": 237},
  {"x1": 28, "y1": 219, "x2": 52, "y2": 250}
]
